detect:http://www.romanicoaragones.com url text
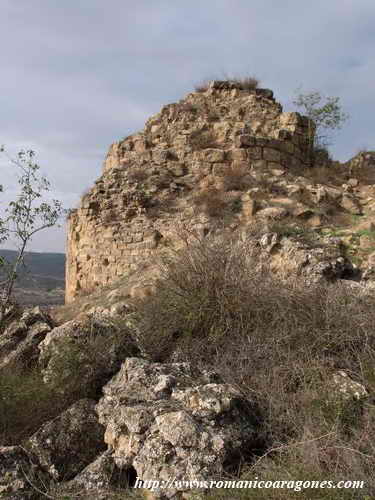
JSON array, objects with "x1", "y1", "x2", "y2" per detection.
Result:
[{"x1": 134, "y1": 477, "x2": 365, "y2": 493}]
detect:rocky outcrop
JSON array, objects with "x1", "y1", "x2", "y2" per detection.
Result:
[
  {"x1": 3, "y1": 82, "x2": 375, "y2": 498},
  {"x1": 0, "y1": 353, "x2": 265, "y2": 498},
  {"x1": 96, "y1": 357, "x2": 262, "y2": 498},
  {"x1": 0, "y1": 306, "x2": 53, "y2": 370},
  {"x1": 332, "y1": 370, "x2": 368, "y2": 400},
  {"x1": 26, "y1": 399, "x2": 105, "y2": 481},
  {"x1": 250, "y1": 231, "x2": 359, "y2": 282},
  {"x1": 61, "y1": 450, "x2": 131, "y2": 497},
  {"x1": 38, "y1": 314, "x2": 139, "y2": 397}
]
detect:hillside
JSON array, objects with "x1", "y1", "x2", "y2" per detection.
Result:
[
  {"x1": 0, "y1": 249, "x2": 65, "y2": 306},
  {"x1": 2, "y1": 81, "x2": 375, "y2": 499}
]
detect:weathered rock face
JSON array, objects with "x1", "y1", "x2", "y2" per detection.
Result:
[
  {"x1": 62, "y1": 450, "x2": 131, "y2": 497},
  {"x1": 38, "y1": 314, "x2": 139, "y2": 397},
  {"x1": 96, "y1": 357, "x2": 262, "y2": 497},
  {"x1": 26, "y1": 399, "x2": 105, "y2": 481},
  {"x1": 0, "y1": 306, "x2": 53, "y2": 370},
  {"x1": 347, "y1": 150, "x2": 375, "y2": 172},
  {"x1": 66, "y1": 81, "x2": 316, "y2": 302},
  {"x1": 250, "y1": 231, "x2": 358, "y2": 282}
]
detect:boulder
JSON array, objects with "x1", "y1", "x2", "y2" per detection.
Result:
[
  {"x1": 27, "y1": 399, "x2": 105, "y2": 481},
  {"x1": 38, "y1": 314, "x2": 139, "y2": 397},
  {"x1": 0, "y1": 306, "x2": 53, "y2": 370},
  {"x1": 96, "y1": 358, "x2": 262, "y2": 497},
  {"x1": 58, "y1": 450, "x2": 133, "y2": 498},
  {"x1": 332, "y1": 371, "x2": 368, "y2": 400},
  {"x1": 246, "y1": 232, "x2": 358, "y2": 283}
]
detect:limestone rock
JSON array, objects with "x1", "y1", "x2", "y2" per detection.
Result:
[
  {"x1": 0, "y1": 306, "x2": 53, "y2": 370},
  {"x1": 38, "y1": 315, "x2": 139, "y2": 396},
  {"x1": 27, "y1": 399, "x2": 106, "y2": 481},
  {"x1": 57, "y1": 449, "x2": 134, "y2": 499},
  {"x1": 246, "y1": 232, "x2": 357, "y2": 283},
  {"x1": 96, "y1": 358, "x2": 261, "y2": 496},
  {"x1": 332, "y1": 371, "x2": 368, "y2": 400}
]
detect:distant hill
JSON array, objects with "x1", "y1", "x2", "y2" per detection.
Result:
[{"x1": 0, "y1": 249, "x2": 65, "y2": 306}]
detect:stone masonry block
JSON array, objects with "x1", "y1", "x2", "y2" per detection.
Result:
[
  {"x1": 234, "y1": 134, "x2": 256, "y2": 148},
  {"x1": 228, "y1": 149, "x2": 248, "y2": 161},
  {"x1": 66, "y1": 83, "x2": 315, "y2": 303}
]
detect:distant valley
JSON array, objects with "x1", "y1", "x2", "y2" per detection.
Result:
[{"x1": 0, "y1": 249, "x2": 65, "y2": 306}]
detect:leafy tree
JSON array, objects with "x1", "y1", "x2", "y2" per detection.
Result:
[
  {"x1": 293, "y1": 89, "x2": 349, "y2": 155},
  {"x1": 0, "y1": 147, "x2": 63, "y2": 319}
]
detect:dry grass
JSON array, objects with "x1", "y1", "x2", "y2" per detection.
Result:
[
  {"x1": 178, "y1": 102, "x2": 198, "y2": 113},
  {"x1": 312, "y1": 145, "x2": 332, "y2": 166},
  {"x1": 194, "y1": 75, "x2": 260, "y2": 93},
  {"x1": 267, "y1": 217, "x2": 316, "y2": 241},
  {"x1": 306, "y1": 165, "x2": 347, "y2": 186},
  {"x1": 130, "y1": 231, "x2": 375, "y2": 498},
  {"x1": 233, "y1": 75, "x2": 260, "y2": 90},
  {"x1": 349, "y1": 163, "x2": 375, "y2": 185},
  {"x1": 0, "y1": 364, "x2": 65, "y2": 445}
]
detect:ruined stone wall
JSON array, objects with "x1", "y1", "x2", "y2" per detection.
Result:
[{"x1": 66, "y1": 81, "x2": 315, "y2": 302}]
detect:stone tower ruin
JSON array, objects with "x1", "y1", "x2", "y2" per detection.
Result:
[{"x1": 65, "y1": 81, "x2": 315, "y2": 302}]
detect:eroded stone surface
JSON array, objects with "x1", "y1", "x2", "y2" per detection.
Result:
[
  {"x1": 27, "y1": 399, "x2": 106, "y2": 481},
  {"x1": 38, "y1": 314, "x2": 139, "y2": 396},
  {"x1": 0, "y1": 306, "x2": 53, "y2": 370},
  {"x1": 96, "y1": 358, "x2": 261, "y2": 497}
]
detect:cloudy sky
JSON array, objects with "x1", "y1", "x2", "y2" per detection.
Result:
[{"x1": 1, "y1": 0, "x2": 374, "y2": 252}]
